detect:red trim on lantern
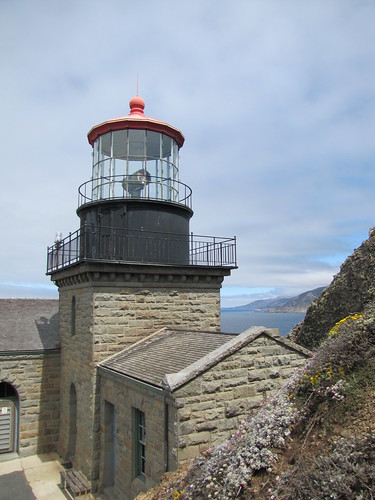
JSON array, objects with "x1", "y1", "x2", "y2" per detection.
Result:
[{"x1": 87, "y1": 96, "x2": 185, "y2": 148}]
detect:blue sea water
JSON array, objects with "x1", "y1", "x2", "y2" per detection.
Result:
[{"x1": 221, "y1": 310, "x2": 305, "y2": 337}]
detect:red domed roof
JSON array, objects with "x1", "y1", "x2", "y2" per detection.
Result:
[{"x1": 87, "y1": 96, "x2": 184, "y2": 148}]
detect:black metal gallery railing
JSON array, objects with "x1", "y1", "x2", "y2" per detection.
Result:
[
  {"x1": 46, "y1": 225, "x2": 237, "y2": 274},
  {"x1": 78, "y1": 175, "x2": 193, "y2": 210}
]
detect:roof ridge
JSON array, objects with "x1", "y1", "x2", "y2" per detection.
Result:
[{"x1": 162, "y1": 326, "x2": 312, "y2": 392}]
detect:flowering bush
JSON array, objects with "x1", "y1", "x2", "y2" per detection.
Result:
[
  {"x1": 289, "y1": 309, "x2": 375, "y2": 411},
  {"x1": 328, "y1": 313, "x2": 363, "y2": 337},
  {"x1": 170, "y1": 391, "x2": 299, "y2": 499}
]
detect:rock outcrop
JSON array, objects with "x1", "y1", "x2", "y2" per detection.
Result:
[{"x1": 290, "y1": 229, "x2": 375, "y2": 349}]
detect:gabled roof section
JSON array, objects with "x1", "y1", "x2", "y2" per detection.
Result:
[
  {"x1": 0, "y1": 299, "x2": 59, "y2": 353},
  {"x1": 100, "y1": 328, "x2": 236, "y2": 388},
  {"x1": 100, "y1": 326, "x2": 312, "y2": 391}
]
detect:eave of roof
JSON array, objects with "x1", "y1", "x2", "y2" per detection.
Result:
[{"x1": 87, "y1": 116, "x2": 185, "y2": 148}]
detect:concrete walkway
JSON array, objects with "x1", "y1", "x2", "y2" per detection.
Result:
[{"x1": 0, "y1": 452, "x2": 68, "y2": 499}]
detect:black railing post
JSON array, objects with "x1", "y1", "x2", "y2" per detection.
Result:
[
  {"x1": 83, "y1": 222, "x2": 87, "y2": 260},
  {"x1": 190, "y1": 232, "x2": 194, "y2": 265},
  {"x1": 68, "y1": 232, "x2": 72, "y2": 266},
  {"x1": 61, "y1": 238, "x2": 64, "y2": 269},
  {"x1": 236, "y1": 236, "x2": 238, "y2": 267}
]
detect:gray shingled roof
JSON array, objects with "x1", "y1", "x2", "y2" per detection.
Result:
[
  {"x1": 0, "y1": 299, "x2": 59, "y2": 352},
  {"x1": 100, "y1": 328, "x2": 237, "y2": 388}
]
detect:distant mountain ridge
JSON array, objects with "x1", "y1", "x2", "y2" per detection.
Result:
[{"x1": 226, "y1": 287, "x2": 325, "y2": 313}]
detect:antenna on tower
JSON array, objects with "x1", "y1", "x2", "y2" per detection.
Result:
[{"x1": 136, "y1": 73, "x2": 139, "y2": 96}]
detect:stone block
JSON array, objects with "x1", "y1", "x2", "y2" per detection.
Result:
[
  {"x1": 185, "y1": 431, "x2": 211, "y2": 446},
  {"x1": 179, "y1": 420, "x2": 197, "y2": 435},
  {"x1": 233, "y1": 385, "x2": 257, "y2": 399},
  {"x1": 196, "y1": 420, "x2": 218, "y2": 432},
  {"x1": 178, "y1": 444, "x2": 200, "y2": 463},
  {"x1": 201, "y1": 380, "x2": 222, "y2": 393},
  {"x1": 247, "y1": 369, "x2": 265, "y2": 382}
]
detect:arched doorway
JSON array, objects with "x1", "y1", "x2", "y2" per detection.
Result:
[
  {"x1": 0, "y1": 382, "x2": 19, "y2": 454},
  {"x1": 67, "y1": 383, "x2": 77, "y2": 461}
]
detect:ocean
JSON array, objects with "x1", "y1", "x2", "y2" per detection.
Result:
[{"x1": 221, "y1": 310, "x2": 305, "y2": 337}]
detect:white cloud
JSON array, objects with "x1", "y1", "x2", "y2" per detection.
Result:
[{"x1": 1, "y1": 0, "x2": 374, "y2": 305}]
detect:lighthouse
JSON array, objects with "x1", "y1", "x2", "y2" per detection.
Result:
[{"x1": 46, "y1": 96, "x2": 236, "y2": 485}]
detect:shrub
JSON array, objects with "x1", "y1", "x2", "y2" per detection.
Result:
[
  {"x1": 289, "y1": 309, "x2": 375, "y2": 412},
  {"x1": 273, "y1": 434, "x2": 375, "y2": 499}
]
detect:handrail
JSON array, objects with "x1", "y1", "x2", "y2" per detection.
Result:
[
  {"x1": 46, "y1": 225, "x2": 237, "y2": 274},
  {"x1": 78, "y1": 175, "x2": 192, "y2": 210}
]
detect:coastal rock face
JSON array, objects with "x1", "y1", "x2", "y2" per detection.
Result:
[{"x1": 290, "y1": 229, "x2": 375, "y2": 349}]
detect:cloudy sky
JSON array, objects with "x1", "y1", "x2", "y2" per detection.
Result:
[{"x1": 1, "y1": 1, "x2": 374, "y2": 308}]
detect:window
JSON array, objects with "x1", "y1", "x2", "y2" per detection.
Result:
[
  {"x1": 71, "y1": 296, "x2": 76, "y2": 336},
  {"x1": 134, "y1": 408, "x2": 146, "y2": 481}
]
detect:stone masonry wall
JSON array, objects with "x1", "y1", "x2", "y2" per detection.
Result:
[
  {"x1": 55, "y1": 262, "x2": 227, "y2": 488},
  {"x1": 92, "y1": 287, "x2": 221, "y2": 363},
  {"x1": 99, "y1": 370, "x2": 167, "y2": 500},
  {"x1": 0, "y1": 352, "x2": 60, "y2": 457},
  {"x1": 58, "y1": 286, "x2": 100, "y2": 482},
  {"x1": 172, "y1": 334, "x2": 309, "y2": 465}
]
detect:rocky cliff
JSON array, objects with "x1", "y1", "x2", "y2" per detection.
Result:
[{"x1": 290, "y1": 229, "x2": 375, "y2": 349}]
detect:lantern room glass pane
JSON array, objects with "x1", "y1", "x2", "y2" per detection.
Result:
[
  {"x1": 146, "y1": 131, "x2": 161, "y2": 159},
  {"x1": 113, "y1": 130, "x2": 128, "y2": 158},
  {"x1": 129, "y1": 130, "x2": 145, "y2": 159},
  {"x1": 100, "y1": 133, "x2": 111, "y2": 157},
  {"x1": 162, "y1": 135, "x2": 172, "y2": 158}
]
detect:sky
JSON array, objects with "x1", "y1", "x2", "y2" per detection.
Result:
[{"x1": 0, "y1": 0, "x2": 374, "y2": 308}]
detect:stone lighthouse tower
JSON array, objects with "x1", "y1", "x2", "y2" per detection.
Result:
[{"x1": 47, "y1": 96, "x2": 236, "y2": 484}]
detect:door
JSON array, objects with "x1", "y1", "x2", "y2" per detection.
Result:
[{"x1": 0, "y1": 401, "x2": 15, "y2": 453}]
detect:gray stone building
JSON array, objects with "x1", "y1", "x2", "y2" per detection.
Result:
[
  {"x1": 0, "y1": 97, "x2": 310, "y2": 499},
  {"x1": 99, "y1": 326, "x2": 310, "y2": 498},
  {"x1": 0, "y1": 299, "x2": 60, "y2": 456}
]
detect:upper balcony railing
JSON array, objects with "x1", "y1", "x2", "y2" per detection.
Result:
[
  {"x1": 46, "y1": 224, "x2": 237, "y2": 274},
  {"x1": 78, "y1": 174, "x2": 192, "y2": 210}
]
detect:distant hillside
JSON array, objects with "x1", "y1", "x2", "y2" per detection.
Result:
[{"x1": 227, "y1": 287, "x2": 325, "y2": 313}]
